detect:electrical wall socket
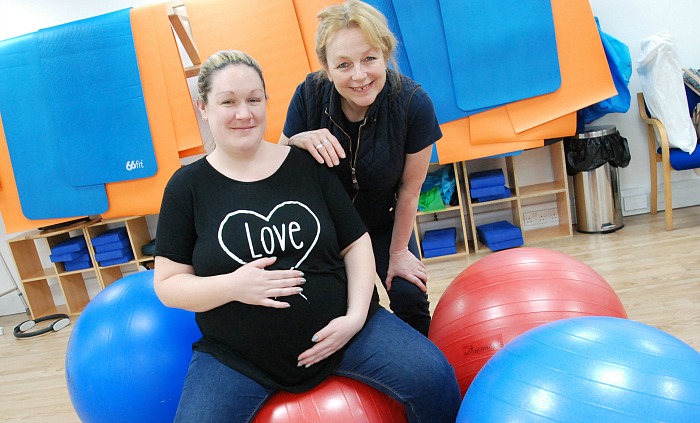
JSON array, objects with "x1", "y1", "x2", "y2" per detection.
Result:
[{"x1": 523, "y1": 208, "x2": 559, "y2": 229}]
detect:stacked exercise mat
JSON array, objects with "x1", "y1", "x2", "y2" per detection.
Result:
[
  {"x1": 91, "y1": 227, "x2": 134, "y2": 267},
  {"x1": 468, "y1": 169, "x2": 510, "y2": 202},
  {"x1": 49, "y1": 235, "x2": 92, "y2": 271},
  {"x1": 421, "y1": 227, "x2": 458, "y2": 259},
  {"x1": 476, "y1": 221, "x2": 524, "y2": 252}
]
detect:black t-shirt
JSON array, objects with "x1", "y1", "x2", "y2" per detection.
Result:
[{"x1": 155, "y1": 147, "x2": 375, "y2": 392}]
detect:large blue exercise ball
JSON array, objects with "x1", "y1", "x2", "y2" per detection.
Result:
[
  {"x1": 458, "y1": 316, "x2": 700, "y2": 422},
  {"x1": 65, "y1": 270, "x2": 201, "y2": 423}
]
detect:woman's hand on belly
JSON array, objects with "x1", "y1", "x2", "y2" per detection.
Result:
[{"x1": 296, "y1": 313, "x2": 365, "y2": 368}]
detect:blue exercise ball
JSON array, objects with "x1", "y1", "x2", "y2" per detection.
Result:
[
  {"x1": 65, "y1": 270, "x2": 201, "y2": 423},
  {"x1": 458, "y1": 316, "x2": 700, "y2": 422}
]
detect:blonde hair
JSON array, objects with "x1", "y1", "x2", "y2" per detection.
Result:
[
  {"x1": 197, "y1": 50, "x2": 267, "y2": 105},
  {"x1": 315, "y1": 0, "x2": 398, "y2": 76}
]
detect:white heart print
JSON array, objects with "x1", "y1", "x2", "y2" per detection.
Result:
[{"x1": 218, "y1": 201, "x2": 320, "y2": 269}]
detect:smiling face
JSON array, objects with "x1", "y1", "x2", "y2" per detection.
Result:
[
  {"x1": 198, "y1": 64, "x2": 267, "y2": 154},
  {"x1": 324, "y1": 26, "x2": 387, "y2": 120}
]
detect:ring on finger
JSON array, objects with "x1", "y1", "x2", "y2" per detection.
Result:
[
  {"x1": 315, "y1": 143, "x2": 325, "y2": 149},
  {"x1": 322, "y1": 139, "x2": 330, "y2": 144}
]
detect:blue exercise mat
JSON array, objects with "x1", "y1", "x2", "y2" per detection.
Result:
[
  {"x1": 363, "y1": 0, "x2": 412, "y2": 77},
  {"x1": 364, "y1": 0, "x2": 440, "y2": 163},
  {"x1": 393, "y1": 0, "x2": 497, "y2": 123},
  {"x1": 36, "y1": 8, "x2": 157, "y2": 187},
  {"x1": 439, "y1": 0, "x2": 561, "y2": 112},
  {"x1": 0, "y1": 33, "x2": 109, "y2": 219}
]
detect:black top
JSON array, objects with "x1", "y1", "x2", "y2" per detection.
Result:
[
  {"x1": 155, "y1": 147, "x2": 376, "y2": 392},
  {"x1": 283, "y1": 70, "x2": 442, "y2": 231}
]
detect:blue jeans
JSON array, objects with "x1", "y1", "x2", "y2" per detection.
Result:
[
  {"x1": 174, "y1": 309, "x2": 461, "y2": 423},
  {"x1": 370, "y1": 225, "x2": 432, "y2": 336}
]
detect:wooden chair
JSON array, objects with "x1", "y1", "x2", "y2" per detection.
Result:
[{"x1": 637, "y1": 92, "x2": 700, "y2": 230}]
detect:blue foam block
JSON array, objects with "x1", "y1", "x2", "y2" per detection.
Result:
[
  {"x1": 64, "y1": 257, "x2": 93, "y2": 271},
  {"x1": 482, "y1": 236, "x2": 524, "y2": 252},
  {"x1": 422, "y1": 227, "x2": 457, "y2": 253},
  {"x1": 469, "y1": 169, "x2": 506, "y2": 189},
  {"x1": 50, "y1": 247, "x2": 89, "y2": 263},
  {"x1": 476, "y1": 221, "x2": 522, "y2": 243},
  {"x1": 93, "y1": 237, "x2": 131, "y2": 253},
  {"x1": 474, "y1": 186, "x2": 511, "y2": 202},
  {"x1": 94, "y1": 246, "x2": 132, "y2": 262},
  {"x1": 471, "y1": 184, "x2": 508, "y2": 199},
  {"x1": 99, "y1": 250, "x2": 135, "y2": 267},
  {"x1": 423, "y1": 245, "x2": 458, "y2": 258},
  {"x1": 91, "y1": 227, "x2": 128, "y2": 247},
  {"x1": 50, "y1": 236, "x2": 87, "y2": 255},
  {"x1": 439, "y1": 0, "x2": 561, "y2": 111}
]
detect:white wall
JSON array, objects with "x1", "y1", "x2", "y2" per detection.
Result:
[
  {"x1": 588, "y1": 0, "x2": 700, "y2": 213},
  {"x1": 1, "y1": 0, "x2": 700, "y2": 315}
]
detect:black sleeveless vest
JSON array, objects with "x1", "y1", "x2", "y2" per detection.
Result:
[{"x1": 299, "y1": 70, "x2": 421, "y2": 230}]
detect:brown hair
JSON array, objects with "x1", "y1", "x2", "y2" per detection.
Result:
[{"x1": 196, "y1": 50, "x2": 267, "y2": 105}]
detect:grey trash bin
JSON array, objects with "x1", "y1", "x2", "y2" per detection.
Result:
[{"x1": 570, "y1": 126, "x2": 625, "y2": 234}]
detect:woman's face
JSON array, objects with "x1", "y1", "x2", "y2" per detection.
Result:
[
  {"x1": 324, "y1": 27, "x2": 387, "y2": 117},
  {"x1": 199, "y1": 64, "x2": 267, "y2": 152}
]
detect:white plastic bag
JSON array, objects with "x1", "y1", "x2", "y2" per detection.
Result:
[{"x1": 637, "y1": 31, "x2": 697, "y2": 153}]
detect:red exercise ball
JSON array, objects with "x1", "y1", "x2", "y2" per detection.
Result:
[
  {"x1": 253, "y1": 376, "x2": 407, "y2": 423},
  {"x1": 428, "y1": 247, "x2": 627, "y2": 397}
]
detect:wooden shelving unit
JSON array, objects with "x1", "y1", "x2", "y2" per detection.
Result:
[
  {"x1": 414, "y1": 162, "x2": 470, "y2": 262},
  {"x1": 7, "y1": 216, "x2": 154, "y2": 318},
  {"x1": 462, "y1": 141, "x2": 573, "y2": 253}
]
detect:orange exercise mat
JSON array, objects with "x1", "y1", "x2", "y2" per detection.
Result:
[
  {"x1": 147, "y1": 3, "x2": 204, "y2": 158},
  {"x1": 505, "y1": 0, "x2": 617, "y2": 133},
  {"x1": 102, "y1": 4, "x2": 198, "y2": 220},
  {"x1": 469, "y1": 109, "x2": 576, "y2": 145},
  {"x1": 292, "y1": 0, "x2": 341, "y2": 72},
  {"x1": 435, "y1": 118, "x2": 543, "y2": 165},
  {"x1": 185, "y1": 0, "x2": 312, "y2": 143}
]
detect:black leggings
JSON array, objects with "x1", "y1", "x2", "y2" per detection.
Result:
[{"x1": 369, "y1": 225, "x2": 431, "y2": 336}]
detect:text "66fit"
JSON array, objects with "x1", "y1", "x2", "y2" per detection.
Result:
[{"x1": 126, "y1": 160, "x2": 145, "y2": 171}]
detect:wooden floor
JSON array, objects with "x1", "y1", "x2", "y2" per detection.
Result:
[{"x1": 1, "y1": 206, "x2": 699, "y2": 422}]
